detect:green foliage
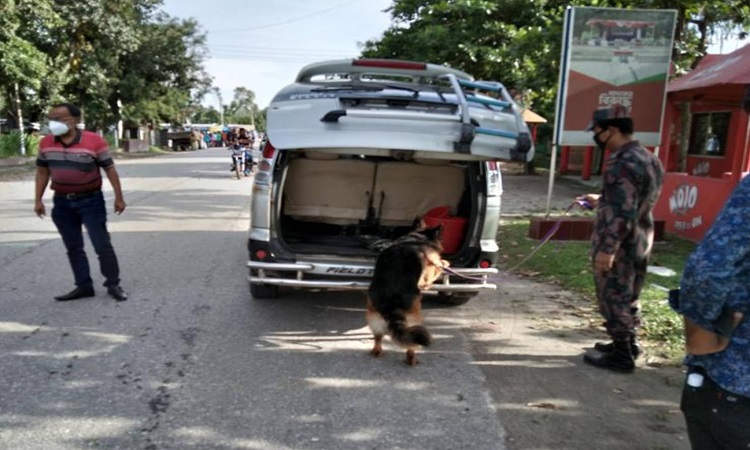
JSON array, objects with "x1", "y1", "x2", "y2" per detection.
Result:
[
  {"x1": 224, "y1": 87, "x2": 263, "y2": 130},
  {"x1": 361, "y1": 0, "x2": 750, "y2": 130},
  {"x1": 118, "y1": 13, "x2": 211, "y2": 127},
  {"x1": 192, "y1": 86, "x2": 266, "y2": 131},
  {"x1": 0, "y1": 131, "x2": 40, "y2": 157},
  {"x1": 191, "y1": 106, "x2": 222, "y2": 124},
  {"x1": 498, "y1": 217, "x2": 696, "y2": 362},
  {"x1": 0, "y1": 0, "x2": 211, "y2": 132}
]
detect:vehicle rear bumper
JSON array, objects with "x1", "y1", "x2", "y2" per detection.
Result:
[{"x1": 246, "y1": 261, "x2": 497, "y2": 292}]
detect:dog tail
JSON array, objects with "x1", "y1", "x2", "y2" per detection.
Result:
[{"x1": 386, "y1": 310, "x2": 432, "y2": 347}]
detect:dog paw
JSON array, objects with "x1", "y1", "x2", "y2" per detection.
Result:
[{"x1": 405, "y1": 350, "x2": 418, "y2": 366}]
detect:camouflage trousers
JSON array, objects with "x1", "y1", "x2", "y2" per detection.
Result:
[{"x1": 593, "y1": 251, "x2": 647, "y2": 341}]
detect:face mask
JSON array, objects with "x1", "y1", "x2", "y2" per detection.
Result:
[
  {"x1": 48, "y1": 120, "x2": 70, "y2": 136},
  {"x1": 593, "y1": 128, "x2": 610, "y2": 151}
]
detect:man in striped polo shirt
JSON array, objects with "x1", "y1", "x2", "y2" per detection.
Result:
[{"x1": 33, "y1": 103, "x2": 128, "y2": 302}]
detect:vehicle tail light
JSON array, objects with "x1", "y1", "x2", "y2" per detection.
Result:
[
  {"x1": 479, "y1": 259, "x2": 492, "y2": 269},
  {"x1": 353, "y1": 59, "x2": 427, "y2": 71},
  {"x1": 254, "y1": 249, "x2": 269, "y2": 261},
  {"x1": 262, "y1": 140, "x2": 276, "y2": 159},
  {"x1": 258, "y1": 160, "x2": 271, "y2": 171},
  {"x1": 486, "y1": 161, "x2": 502, "y2": 197}
]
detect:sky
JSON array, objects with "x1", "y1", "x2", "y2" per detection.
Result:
[{"x1": 160, "y1": 0, "x2": 394, "y2": 110}]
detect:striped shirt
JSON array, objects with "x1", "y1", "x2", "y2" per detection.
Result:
[{"x1": 36, "y1": 131, "x2": 114, "y2": 194}]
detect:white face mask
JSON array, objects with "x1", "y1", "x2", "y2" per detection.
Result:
[{"x1": 48, "y1": 120, "x2": 69, "y2": 136}]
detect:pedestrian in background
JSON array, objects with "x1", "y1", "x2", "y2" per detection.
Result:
[
  {"x1": 669, "y1": 150, "x2": 749, "y2": 449},
  {"x1": 202, "y1": 130, "x2": 209, "y2": 149},
  {"x1": 578, "y1": 104, "x2": 664, "y2": 373},
  {"x1": 34, "y1": 103, "x2": 128, "y2": 302}
]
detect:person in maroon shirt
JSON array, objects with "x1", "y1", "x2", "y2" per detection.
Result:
[{"x1": 34, "y1": 103, "x2": 128, "y2": 302}]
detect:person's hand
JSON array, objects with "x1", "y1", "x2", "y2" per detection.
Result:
[
  {"x1": 114, "y1": 198, "x2": 126, "y2": 215},
  {"x1": 34, "y1": 201, "x2": 45, "y2": 219},
  {"x1": 577, "y1": 194, "x2": 600, "y2": 209},
  {"x1": 593, "y1": 251, "x2": 615, "y2": 273}
]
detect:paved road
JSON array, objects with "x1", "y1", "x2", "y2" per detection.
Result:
[{"x1": 0, "y1": 149, "x2": 506, "y2": 450}]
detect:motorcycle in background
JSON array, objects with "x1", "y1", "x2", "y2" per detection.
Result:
[{"x1": 230, "y1": 145, "x2": 245, "y2": 179}]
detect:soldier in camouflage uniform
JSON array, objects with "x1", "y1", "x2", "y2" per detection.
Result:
[
  {"x1": 579, "y1": 104, "x2": 664, "y2": 373},
  {"x1": 670, "y1": 175, "x2": 749, "y2": 449}
]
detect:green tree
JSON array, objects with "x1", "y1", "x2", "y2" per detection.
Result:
[
  {"x1": 118, "y1": 12, "x2": 212, "y2": 129},
  {"x1": 1, "y1": 0, "x2": 211, "y2": 134},
  {"x1": 225, "y1": 87, "x2": 262, "y2": 129},
  {"x1": 191, "y1": 105, "x2": 222, "y2": 124},
  {"x1": 0, "y1": 0, "x2": 53, "y2": 136},
  {"x1": 361, "y1": 0, "x2": 750, "y2": 139}
]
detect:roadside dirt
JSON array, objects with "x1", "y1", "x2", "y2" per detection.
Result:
[{"x1": 463, "y1": 163, "x2": 689, "y2": 450}]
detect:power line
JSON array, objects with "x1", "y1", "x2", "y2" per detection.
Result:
[
  {"x1": 209, "y1": 43, "x2": 350, "y2": 52},
  {"x1": 210, "y1": 0, "x2": 359, "y2": 35},
  {"x1": 206, "y1": 44, "x2": 363, "y2": 62},
  {"x1": 208, "y1": 46, "x2": 350, "y2": 56},
  {"x1": 208, "y1": 53, "x2": 355, "y2": 63}
]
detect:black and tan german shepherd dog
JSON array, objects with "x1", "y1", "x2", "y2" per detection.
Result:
[{"x1": 366, "y1": 225, "x2": 448, "y2": 366}]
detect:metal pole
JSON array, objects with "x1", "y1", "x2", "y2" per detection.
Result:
[
  {"x1": 545, "y1": 143, "x2": 558, "y2": 218},
  {"x1": 14, "y1": 82, "x2": 26, "y2": 156},
  {"x1": 215, "y1": 88, "x2": 224, "y2": 126}
]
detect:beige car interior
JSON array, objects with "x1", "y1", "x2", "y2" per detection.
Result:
[{"x1": 282, "y1": 152, "x2": 465, "y2": 226}]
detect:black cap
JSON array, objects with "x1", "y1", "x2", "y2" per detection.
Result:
[{"x1": 586, "y1": 104, "x2": 631, "y2": 131}]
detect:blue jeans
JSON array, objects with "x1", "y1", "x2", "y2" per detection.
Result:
[{"x1": 51, "y1": 191, "x2": 121, "y2": 289}]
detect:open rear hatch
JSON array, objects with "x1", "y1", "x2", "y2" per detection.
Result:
[
  {"x1": 276, "y1": 150, "x2": 476, "y2": 260},
  {"x1": 266, "y1": 58, "x2": 534, "y2": 163}
]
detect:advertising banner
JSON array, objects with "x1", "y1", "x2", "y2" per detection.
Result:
[{"x1": 554, "y1": 7, "x2": 677, "y2": 146}]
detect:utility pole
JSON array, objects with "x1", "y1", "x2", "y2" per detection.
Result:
[
  {"x1": 214, "y1": 88, "x2": 224, "y2": 126},
  {"x1": 14, "y1": 82, "x2": 26, "y2": 156}
]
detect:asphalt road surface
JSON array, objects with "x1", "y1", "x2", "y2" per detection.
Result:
[{"x1": 0, "y1": 149, "x2": 507, "y2": 450}]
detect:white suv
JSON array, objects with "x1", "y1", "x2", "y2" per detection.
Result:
[{"x1": 247, "y1": 59, "x2": 533, "y2": 305}]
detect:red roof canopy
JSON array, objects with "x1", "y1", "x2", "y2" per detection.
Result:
[{"x1": 668, "y1": 43, "x2": 750, "y2": 96}]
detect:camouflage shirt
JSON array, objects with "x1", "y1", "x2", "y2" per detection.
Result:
[
  {"x1": 677, "y1": 175, "x2": 750, "y2": 398},
  {"x1": 592, "y1": 140, "x2": 664, "y2": 258}
]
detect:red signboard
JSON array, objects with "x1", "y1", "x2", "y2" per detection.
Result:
[
  {"x1": 554, "y1": 7, "x2": 677, "y2": 146},
  {"x1": 653, "y1": 173, "x2": 740, "y2": 241}
]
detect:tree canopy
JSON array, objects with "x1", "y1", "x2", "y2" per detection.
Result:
[
  {"x1": 0, "y1": 0, "x2": 213, "y2": 133},
  {"x1": 361, "y1": 0, "x2": 750, "y2": 138}
]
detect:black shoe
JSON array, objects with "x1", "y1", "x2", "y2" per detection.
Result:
[
  {"x1": 107, "y1": 286, "x2": 128, "y2": 302},
  {"x1": 584, "y1": 341, "x2": 635, "y2": 373},
  {"x1": 55, "y1": 287, "x2": 95, "y2": 301},
  {"x1": 594, "y1": 338, "x2": 642, "y2": 358}
]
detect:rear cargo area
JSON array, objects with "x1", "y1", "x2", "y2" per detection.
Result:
[{"x1": 276, "y1": 151, "x2": 473, "y2": 256}]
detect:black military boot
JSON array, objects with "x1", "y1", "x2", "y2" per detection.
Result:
[
  {"x1": 584, "y1": 340, "x2": 635, "y2": 373},
  {"x1": 594, "y1": 336, "x2": 641, "y2": 358}
]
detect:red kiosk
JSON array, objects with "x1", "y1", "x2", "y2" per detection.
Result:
[{"x1": 653, "y1": 44, "x2": 750, "y2": 241}]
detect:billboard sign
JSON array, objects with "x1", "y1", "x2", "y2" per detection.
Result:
[{"x1": 554, "y1": 7, "x2": 677, "y2": 146}]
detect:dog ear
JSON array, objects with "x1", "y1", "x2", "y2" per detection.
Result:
[{"x1": 421, "y1": 224, "x2": 443, "y2": 241}]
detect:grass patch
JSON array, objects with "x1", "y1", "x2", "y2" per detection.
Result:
[{"x1": 498, "y1": 217, "x2": 695, "y2": 363}]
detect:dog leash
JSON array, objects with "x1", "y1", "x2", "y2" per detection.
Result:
[{"x1": 441, "y1": 199, "x2": 593, "y2": 282}]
